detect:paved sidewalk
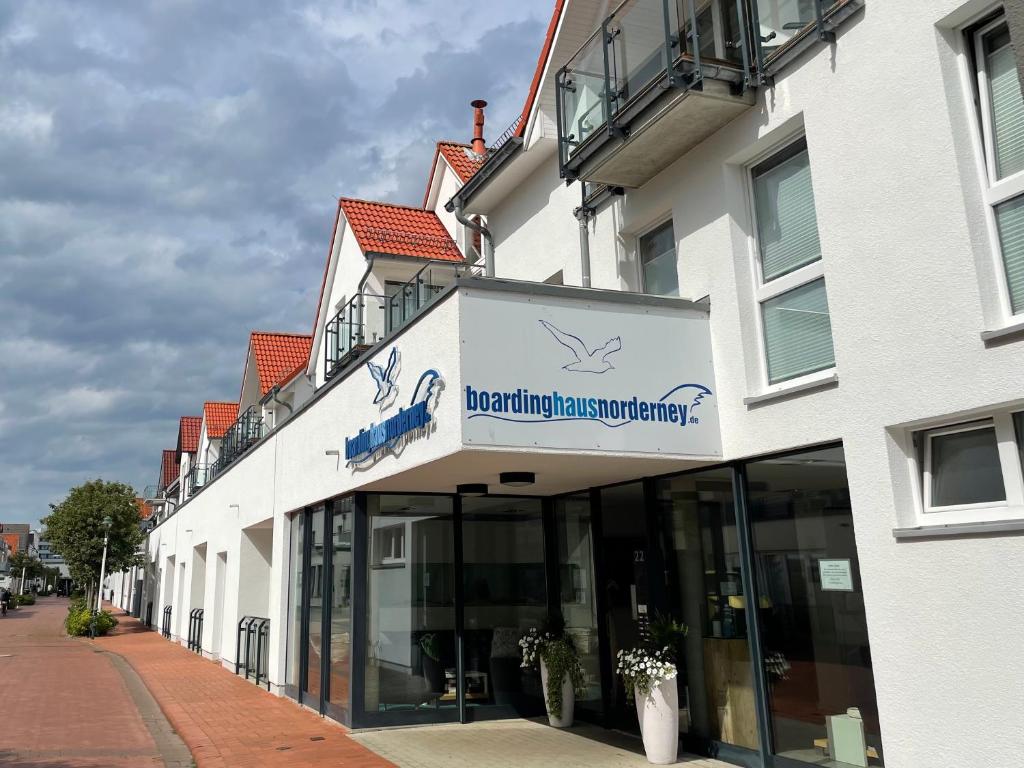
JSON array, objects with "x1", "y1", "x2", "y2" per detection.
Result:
[
  {"x1": 97, "y1": 606, "x2": 392, "y2": 768},
  {"x1": 0, "y1": 597, "x2": 190, "y2": 767},
  {"x1": 352, "y1": 719, "x2": 732, "y2": 768}
]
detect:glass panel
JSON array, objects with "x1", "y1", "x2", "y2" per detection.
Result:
[
  {"x1": 755, "y1": 144, "x2": 822, "y2": 282},
  {"x1": 985, "y1": 25, "x2": 1024, "y2": 180},
  {"x1": 305, "y1": 506, "x2": 325, "y2": 702},
  {"x1": 929, "y1": 426, "x2": 1006, "y2": 508},
  {"x1": 285, "y1": 512, "x2": 304, "y2": 693},
  {"x1": 599, "y1": 482, "x2": 649, "y2": 728},
  {"x1": 462, "y1": 497, "x2": 547, "y2": 714},
  {"x1": 328, "y1": 499, "x2": 354, "y2": 720},
  {"x1": 562, "y1": 33, "x2": 608, "y2": 151},
  {"x1": 680, "y1": 0, "x2": 743, "y2": 65},
  {"x1": 995, "y1": 193, "x2": 1024, "y2": 315},
  {"x1": 640, "y1": 220, "x2": 679, "y2": 296},
  {"x1": 610, "y1": 0, "x2": 678, "y2": 105},
  {"x1": 762, "y1": 278, "x2": 835, "y2": 384},
  {"x1": 746, "y1": 446, "x2": 884, "y2": 767},
  {"x1": 555, "y1": 495, "x2": 602, "y2": 717},
  {"x1": 364, "y1": 495, "x2": 455, "y2": 716},
  {"x1": 756, "y1": 0, "x2": 822, "y2": 59},
  {"x1": 656, "y1": 468, "x2": 758, "y2": 751}
]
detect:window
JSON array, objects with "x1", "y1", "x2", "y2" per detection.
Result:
[
  {"x1": 372, "y1": 523, "x2": 405, "y2": 566},
  {"x1": 970, "y1": 13, "x2": 1024, "y2": 316},
  {"x1": 750, "y1": 137, "x2": 835, "y2": 385},
  {"x1": 639, "y1": 220, "x2": 678, "y2": 296},
  {"x1": 914, "y1": 409, "x2": 1024, "y2": 522}
]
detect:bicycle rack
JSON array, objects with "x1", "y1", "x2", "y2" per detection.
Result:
[
  {"x1": 187, "y1": 608, "x2": 204, "y2": 652},
  {"x1": 235, "y1": 615, "x2": 271, "y2": 691},
  {"x1": 161, "y1": 605, "x2": 172, "y2": 639}
]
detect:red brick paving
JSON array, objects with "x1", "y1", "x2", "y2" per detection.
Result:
[
  {"x1": 0, "y1": 598, "x2": 164, "y2": 767},
  {"x1": 98, "y1": 605, "x2": 395, "y2": 768}
]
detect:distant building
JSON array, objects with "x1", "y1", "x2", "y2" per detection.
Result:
[{"x1": 0, "y1": 523, "x2": 30, "y2": 554}]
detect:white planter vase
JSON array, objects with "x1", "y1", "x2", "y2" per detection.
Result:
[
  {"x1": 539, "y1": 658, "x2": 574, "y2": 728},
  {"x1": 636, "y1": 677, "x2": 679, "y2": 764}
]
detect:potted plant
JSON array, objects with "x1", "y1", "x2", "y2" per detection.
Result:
[
  {"x1": 419, "y1": 632, "x2": 445, "y2": 695},
  {"x1": 616, "y1": 614, "x2": 688, "y2": 764},
  {"x1": 520, "y1": 623, "x2": 585, "y2": 728}
]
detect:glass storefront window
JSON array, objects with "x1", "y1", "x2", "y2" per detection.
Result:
[
  {"x1": 285, "y1": 511, "x2": 304, "y2": 695},
  {"x1": 656, "y1": 468, "x2": 759, "y2": 752},
  {"x1": 462, "y1": 497, "x2": 547, "y2": 714},
  {"x1": 327, "y1": 498, "x2": 353, "y2": 721},
  {"x1": 746, "y1": 446, "x2": 884, "y2": 766},
  {"x1": 305, "y1": 506, "x2": 325, "y2": 702},
  {"x1": 364, "y1": 495, "x2": 455, "y2": 715},
  {"x1": 554, "y1": 495, "x2": 601, "y2": 717}
]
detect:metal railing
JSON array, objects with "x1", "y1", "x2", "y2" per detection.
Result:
[
  {"x1": 187, "y1": 608, "x2": 204, "y2": 653},
  {"x1": 186, "y1": 464, "x2": 211, "y2": 496},
  {"x1": 324, "y1": 259, "x2": 483, "y2": 380},
  {"x1": 235, "y1": 616, "x2": 271, "y2": 690},
  {"x1": 489, "y1": 114, "x2": 523, "y2": 154},
  {"x1": 161, "y1": 605, "x2": 172, "y2": 639},
  {"x1": 557, "y1": 0, "x2": 752, "y2": 173},
  {"x1": 218, "y1": 407, "x2": 266, "y2": 468}
]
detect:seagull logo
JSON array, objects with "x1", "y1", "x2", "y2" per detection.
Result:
[
  {"x1": 540, "y1": 320, "x2": 622, "y2": 374},
  {"x1": 366, "y1": 347, "x2": 400, "y2": 410}
]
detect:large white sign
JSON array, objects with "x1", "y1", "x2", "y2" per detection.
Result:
[{"x1": 459, "y1": 290, "x2": 721, "y2": 457}]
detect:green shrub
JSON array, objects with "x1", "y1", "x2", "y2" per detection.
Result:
[
  {"x1": 15, "y1": 594, "x2": 35, "y2": 606},
  {"x1": 64, "y1": 604, "x2": 118, "y2": 637}
]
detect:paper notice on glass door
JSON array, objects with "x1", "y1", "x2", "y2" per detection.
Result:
[{"x1": 819, "y1": 559, "x2": 854, "y2": 591}]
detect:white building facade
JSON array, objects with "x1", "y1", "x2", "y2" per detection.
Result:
[{"x1": 111, "y1": 2, "x2": 1024, "y2": 767}]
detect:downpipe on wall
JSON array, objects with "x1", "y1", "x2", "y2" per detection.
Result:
[
  {"x1": 452, "y1": 196, "x2": 494, "y2": 277},
  {"x1": 574, "y1": 195, "x2": 593, "y2": 289}
]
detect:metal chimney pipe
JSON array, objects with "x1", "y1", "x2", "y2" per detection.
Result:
[{"x1": 471, "y1": 99, "x2": 487, "y2": 155}]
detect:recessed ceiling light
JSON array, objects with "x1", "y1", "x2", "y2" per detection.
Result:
[
  {"x1": 499, "y1": 472, "x2": 535, "y2": 487},
  {"x1": 457, "y1": 483, "x2": 488, "y2": 497}
]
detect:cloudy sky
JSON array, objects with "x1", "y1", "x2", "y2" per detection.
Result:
[{"x1": 0, "y1": 1, "x2": 551, "y2": 528}]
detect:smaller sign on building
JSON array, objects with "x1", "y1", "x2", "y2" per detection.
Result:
[
  {"x1": 344, "y1": 347, "x2": 445, "y2": 468},
  {"x1": 819, "y1": 558, "x2": 854, "y2": 591}
]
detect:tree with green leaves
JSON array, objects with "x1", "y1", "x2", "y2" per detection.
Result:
[
  {"x1": 42, "y1": 480, "x2": 144, "y2": 592},
  {"x1": 7, "y1": 551, "x2": 45, "y2": 585}
]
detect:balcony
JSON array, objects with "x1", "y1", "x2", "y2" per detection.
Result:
[
  {"x1": 324, "y1": 259, "x2": 482, "y2": 381},
  {"x1": 557, "y1": 0, "x2": 755, "y2": 187},
  {"x1": 556, "y1": 0, "x2": 862, "y2": 187},
  {"x1": 217, "y1": 407, "x2": 267, "y2": 471},
  {"x1": 186, "y1": 464, "x2": 212, "y2": 495}
]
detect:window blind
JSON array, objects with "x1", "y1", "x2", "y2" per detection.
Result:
[
  {"x1": 996, "y1": 193, "x2": 1024, "y2": 314},
  {"x1": 762, "y1": 278, "x2": 835, "y2": 383},
  {"x1": 755, "y1": 148, "x2": 822, "y2": 282},
  {"x1": 988, "y1": 41, "x2": 1024, "y2": 180}
]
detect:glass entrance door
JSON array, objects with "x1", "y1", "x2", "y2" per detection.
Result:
[
  {"x1": 598, "y1": 482, "x2": 650, "y2": 729},
  {"x1": 461, "y1": 497, "x2": 547, "y2": 718}
]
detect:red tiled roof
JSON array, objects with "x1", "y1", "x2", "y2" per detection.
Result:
[
  {"x1": 340, "y1": 198, "x2": 463, "y2": 262},
  {"x1": 439, "y1": 142, "x2": 485, "y2": 183},
  {"x1": 178, "y1": 416, "x2": 202, "y2": 454},
  {"x1": 250, "y1": 332, "x2": 313, "y2": 396},
  {"x1": 203, "y1": 401, "x2": 238, "y2": 439},
  {"x1": 516, "y1": 0, "x2": 566, "y2": 139},
  {"x1": 159, "y1": 449, "x2": 177, "y2": 490},
  {"x1": 135, "y1": 498, "x2": 154, "y2": 520},
  {"x1": 422, "y1": 141, "x2": 486, "y2": 207}
]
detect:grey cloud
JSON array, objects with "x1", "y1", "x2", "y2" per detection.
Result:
[{"x1": 0, "y1": 0, "x2": 550, "y2": 525}]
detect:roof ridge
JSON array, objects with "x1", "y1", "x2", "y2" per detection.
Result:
[
  {"x1": 204, "y1": 400, "x2": 238, "y2": 405},
  {"x1": 250, "y1": 330, "x2": 313, "y2": 338},
  {"x1": 339, "y1": 196, "x2": 441, "y2": 214},
  {"x1": 438, "y1": 140, "x2": 471, "y2": 148}
]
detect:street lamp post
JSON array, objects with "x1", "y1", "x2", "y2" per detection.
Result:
[{"x1": 96, "y1": 515, "x2": 113, "y2": 615}]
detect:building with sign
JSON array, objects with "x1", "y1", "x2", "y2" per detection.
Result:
[{"x1": 110, "y1": 2, "x2": 1024, "y2": 767}]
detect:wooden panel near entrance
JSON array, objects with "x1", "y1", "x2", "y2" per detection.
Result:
[{"x1": 703, "y1": 637, "x2": 758, "y2": 751}]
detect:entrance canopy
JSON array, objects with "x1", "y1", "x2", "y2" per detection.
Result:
[{"x1": 281, "y1": 278, "x2": 722, "y2": 505}]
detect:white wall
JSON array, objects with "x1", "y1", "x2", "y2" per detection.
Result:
[{"x1": 462, "y1": 2, "x2": 1024, "y2": 764}]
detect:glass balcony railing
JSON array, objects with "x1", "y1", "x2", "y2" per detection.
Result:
[
  {"x1": 557, "y1": 0, "x2": 751, "y2": 169},
  {"x1": 556, "y1": 0, "x2": 860, "y2": 182},
  {"x1": 217, "y1": 406, "x2": 266, "y2": 471},
  {"x1": 324, "y1": 259, "x2": 482, "y2": 380},
  {"x1": 186, "y1": 464, "x2": 212, "y2": 495}
]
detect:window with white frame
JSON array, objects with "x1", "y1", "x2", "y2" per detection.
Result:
[
  {"x1": 639, "y1": 219, "x2": 678, "y2": 296},
  {"x1": 915, "y1": 410, "x2": 1024, "y2": 522},
  {"x1": 372, "y1": 523, "x2": 405, "y2": 566},
  {"x1": 969, "y1": 11, "x2": 1024, "y2": 317},
  {"x1": 750, "y1": 137, "x2": 836, "y2": 385}
]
